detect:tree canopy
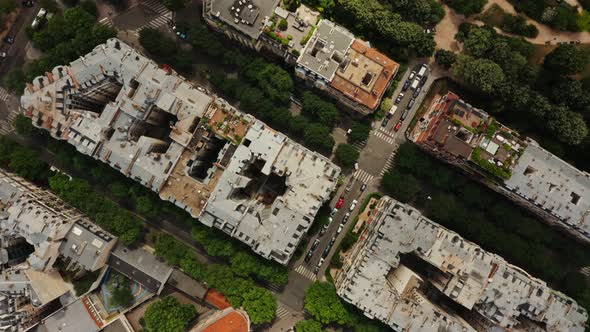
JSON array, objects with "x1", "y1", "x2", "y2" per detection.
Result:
[
  {"x1": 304, "y1": 123, "x2": 335, "y2": 150},
  {"x1": 435, "y1": 49, "x2": 457, "y2": 69},
  {"x1": 334, "y1": 144, "x2": 359, "y2": 168},
  {"x1": 349, "y1": 122, "x2": 371, "y2": 143},
  {"x1": 452, "y1": 55, "x2": 505, "y2": 93},
  {"x1": 302, "y1": 92, "x2": 339, "y2": 127},
  {"x1": 443, "y1": 0, "x2": 488, "y2": 16},
  {"x1": 544, "y1": 44, "x2": 590, "y2": 75},
  {"x1": 144, "y1": 296, "x2": 196, "y2": 332},
  {"x1": 304, "y1": 282, "x2": 353, "y2": 326},
  {"x1": 295, "y1": 319, "x2": 324, "y2": 332}
]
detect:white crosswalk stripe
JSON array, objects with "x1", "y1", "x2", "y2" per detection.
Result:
[
  {"x1": 351, "y1": 139, "x2": 366, "y2": 150},
  {"x1": 294, "y1": 265, "x2": 317, "y2": 281},
  {"x1": 353, "y1": 169, "x2": 374, "y2": 183},
  {"x1": 380, "y1": 152, "x2": 396, "y2": 177},
  {"x1": 98, "y1": 17, "x2": 114, "y2": 27},
  {"x1": 133, "y1": 11, "x2": 172, "y2": 35},
  {"x1": 0, "y1": 127, "x2": 10, "y2": 135},
  {"x1": 276, "y1": 305, "x2": 291, "y2": 319},
  {"x1": 266, "y1": 283, "x2": 281, "y2": 293},
  {"x1": 372, "y1": 130, "x2": 395, "y2": 145},
  {"x1": 141, "y1": 0, "x2": 169, "y2": 15},
  {"x1": 0, "y1": 87, "x2": 11, "y2": 102}
]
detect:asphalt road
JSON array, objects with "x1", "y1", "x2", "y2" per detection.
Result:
[{"x1": 0, "y1": 3, "x2": 39, "y2": 77}]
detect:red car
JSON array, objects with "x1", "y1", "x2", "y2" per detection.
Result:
[
  {"x1": 335, "y1": 197, "x2": 345, "y2": 209},
  {"x1": 394, "y1": 120, "x2": 403, "y2": 132}
]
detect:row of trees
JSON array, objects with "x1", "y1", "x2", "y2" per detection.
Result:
[
  {"x1": 5, "y1": 6, "x2": 117, "y2": 95},
  {"x1": 302, "y1": 282, "x2": 389, "y2": 331},
  {"x1": 334, "y1": 0, "x2": 436, "y2": 57},
  {"x1": 443, "y1": 0, "x2": 488, "y2": 16},
  {"x1": 442, "y1": 24, "x2": 590, "y2": 148},
  {"x1": 380, "y1": 143, "x2": 590, "y2": 316},
  {"x1": 154, "y1": 233, "x2": 277, "y2": 325},
  {"x1": 508, "y1": 0, "x2": 582, "y2": 31}
]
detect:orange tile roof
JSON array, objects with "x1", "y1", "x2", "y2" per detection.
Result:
[
  {"x1": 202, "y1": 310, "x2": 249, "y2": 332},
  {"x1": 205, "y1": 289, "x2": 232, "y2": 309},
  {"x1": 330, "y1": 40, "x2": 399, "y2": 111}
]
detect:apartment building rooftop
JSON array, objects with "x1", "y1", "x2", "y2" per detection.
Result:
[
  {"x1": 208, "y1": 0, "x2": 278, "y2": 39},
  {"x1": 297, "y1": 19, "x2": 355, "y2": 83},
  {"x1": 505, "y1": 140, "x2": 590, "y2": 239},
  {"x1": 330, "y1": 40, "x2": 399, "y2": 110},
  {"x1": 336, "y1": 196, "x2": 587, "y2": 332},
  {"x1": 20, "y1": 38, "x2": 339, "y2": 265}
]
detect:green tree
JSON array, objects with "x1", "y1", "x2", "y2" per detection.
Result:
[
  {"x1": 304, "y1": 123, "x2": 334, "y2": 150},
  {"x1": 304, "y1": 282, "x2": 353, "y2": 326},
  {"x1": 443, "y1": 0, "x2": 487, "y2": 16},
  {"x1": 139, "y1": 28, "x2": 178, "y2": 59},
  {"x1": 13, "y1": 114, "x2": 34, "y2": 136},
  {"x1": 334, "y1": 144, "x2": 359, "y2": 168},
  {"x1": 144, "y1": 296, "x2": 197, "y2": 332},
  {"x1": 9, "y1": 148, "x2": 49, "y2": 182},
  {"x1": 241, "y1": 287, "x2": 277, "y2": 324},
  {"x1": 546, "y1": 107, "x2": 588, "y2": 145},
  {"x1": 111, "y1": 286, "x2": 134, "y2": 307},
  {"x1": 452, "y1": 55, "x2": 505, "y2": 93},
  {"x1": 435, "y1": 49, "x2": 457, "y2": 69},
  {"x1": 296, "y1": 319, "x2": 324, "y2": 332},
  {"x1": 544, "y1": 44, "x2": 590, "y2": 75},
  {"x1": 289, "y1": 115, "x2": 309, "y2": 136},
  {"x1": 463, "y1": 26, "x2": 494, "y2": 58},
  {"x1": 381, "y1": 171, "x2": 421, "y2": 203},
  {"x1": 4, "y1": 67, "x2": 25, "y2": 95},
  {"x1": 302, "y1": 92, "x2": 339, "y2": 127},
  {"x1": 349, "y1": 122, "x2": 370, "y2": 143},
  {"x1": 162, "y1": 0, "x2": 187, "y2": 11},
  {"x1": 154, "y1": 233, "x2": 189, "y2": 266},
  {"x1": 0, "y1": 0, "x2": 16, "y2": 14},
  {"x1": 0, "y1": 136, "x2": 16, "y2": 166}
]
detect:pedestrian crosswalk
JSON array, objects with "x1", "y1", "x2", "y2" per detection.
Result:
[
  {"x1": 350, "y1": 139, "x2": 366, "y2": 151},
  {"x1": 354, "y1": 169, "x2": 374, "y2": 183},
  {"x1": 276, "y1": 305, "x2": 291, "y2": 319},
  {"x1": 0, "y1": 86, "x2": 12, "y2": 102},
  {"x1": 380, "y1": 152, "x2": 396, "y2": 177},
  {"x1": 132, "y1": 11, "x2": 173, "y2": 36},
  {"x1": 141, "y1": 0, "x2": 170, "y2": 15},
  {"x1": 98, "y1": 17, "x2": 114, "y2": 27},
  {"x1": 372, "y1": 129, "x2": 396, "y2": 145},
  {"x1": 266, "y1": 282, "x2": 282, "y2": 293},
  {"x1": 294, "y1": 265, "x2": 317, "y2": 281}
]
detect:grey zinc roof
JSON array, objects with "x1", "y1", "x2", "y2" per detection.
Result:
[
  {"x1": 109, "y1": 243, "x2": 173, "y2": 294},
  {"x1": 504, "y1": 140, "x2": 590, "y2": 239},
  {"x1": 209, "y1": 0, "x2": 279, "y2": 39},
  {"x1": 336, "y1": 196, "x2": 588, "y2": 332},
  {"x1": 59, "y1": 219, "x2": 116, "y2": 272},
  {"x1": 33, "y1": 298, "x2": 100, "y2": 332},
  {"x1": 296, "y1": 19, "x2": 355, "y2": 82}
]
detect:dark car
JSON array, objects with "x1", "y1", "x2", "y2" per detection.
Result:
[
  {"x1": 407, "y1": 98, "x2": 416, "y2": 109},
  {"x1": 395, "y1": 93, "x2": 404, "y2": 104},
  {"x1": 381, "y1": 117, "x2": 390, "y2": 127},
  {"x1": 322, "y1": 245, "x2": 331, "y2": 258},
  {"x1": 413, "y1": 87, "x2": 421, "y2": 98},
  {"x1": 419, "y1": 75, "x2": 428, "y2": 87},
  {"x1": 329, "y1": 236, "x2": 337, "y2": 247},
  {"x1": 304, "y1": 250, "x2": 313, "y2": 262},
  {"x1": 360, "y1": 183, "x2": 367, "y2": 192},
  {"x1": 401, "y1": 80, "x2": 411, "y2": 92},
  {"x1": 4, "y1": 36, "x2": 14, "y2": 44},
  {"x1": 310, "y1": 239, "x2": 320, "y2": 252},
  {"x1": 22, "y1": 0, "x2": 33, "y2": 6}
]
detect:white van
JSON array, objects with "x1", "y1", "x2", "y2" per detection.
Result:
[
  {"x1": 388, "y1": 105, "x2": 398, "y2": 118},
  {"x1": 417, "y1": 64, "x2": 428, "y2": 78},
  {"x1": 411, "y1": 79, "x2": 420, "y2": 91}
]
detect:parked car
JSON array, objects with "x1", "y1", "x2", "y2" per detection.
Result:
[
  {"x1": 337, "y1": 224, "x2": 343, "y2": 234},
  {"x1": 419, "y1": 75, "x2": 428, "y2": 87},
  {"x1": 314, "y1": 258, "x2": 324, "y2": 273},
  {"x1": 329, "y1": 236, "x2": 337, "y2": 247},
  {"x1": 322, "y1": 245, "x2": 331, "y2": 258},
  {"x1": 335, "y1": 197, "x2": 344, "y2": 209},
  {"x1": 401, "y1": 108, "x2": 410, "y2": 120},
  {"x1": 395, "y1": 93, "x2": 404, "y2": 104},
  {"x1": 4, "y1": 36, "x2": 14, "y2": 44},
  {"x1": 330, "y1": 207, "x2": 338, "y2": 217},
  {"x1": 22, "y1": 0, "x2": 33, "y2": 7},
  {"x1": 343, "y1": 213, "x2": 350, "y2": 223},
  {"x1": 408, "y1": 71, "x2": 416, "y2": 81},
  {"x1": 381, "y1": 117, "x2": 390, "y2": 127},
  {"x1": 310, "y1": 239, "x2": 320, "y2": 251},
  {"x1": 402, "y1": 80, "x2": 411, "y2": 92},
  {"x1": 413, "y1": 87, "x2": 421, "y2": 98},
  {"x1": 407, "y1": 98, "x2": 416, "y2": 109},
  {"x1": 349, "y1": 199, "x2": 358, "y2": 212},
  {"x1": 319, "y1": 223, "x2": 329, "y2": 236},
  {"x1": 360, "y1": 183, "x2": 367, "y2": 192},
  {"x1": 0, "y1": 52, "x2": 6, "y2": 58},
  {"x1": 304, "y1": 250, "x2": 313, "y2": 262},
  {"x1": 354, "y1": 162, "x2": 359, "y2": 170},
  {"x1": 394, "y1": 120, "x2": 402, "y2": 132}
]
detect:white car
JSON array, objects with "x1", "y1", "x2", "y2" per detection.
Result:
[
  {"x1": 330, "y1": 208, "x2": 338, "y2": 217},
  {"x1": 354, "y1": 162, "x2": 359, "y2": 170},
  {"x1": 408, "y1": 70, "x2": 416, "y2": 81},
  {"x1": 0, "y1": 52, "x2": 6, "y2": 58},
  {"x1": 349, "y1": 199, "x2": 358, "y2": 212},
  {"x1": 337, "y1": 224, "x2": 344, "y2": 234}
]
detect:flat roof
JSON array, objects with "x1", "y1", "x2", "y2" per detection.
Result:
[
  {"x1": 32, "y1": 298, "x2": 100, "y2": 332},
  {"x1": 330, "y1": 40, "x2": 398, "y2": 110},
  {"x1": 209, "y1": 0, "x2": 278, "y2": 39},
  {"x1": 505, "y1": 141, "x2": 590, "y2": 238},
  {"x1": 297, "y1": 19, "x2": 355, "y2": 82}
]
